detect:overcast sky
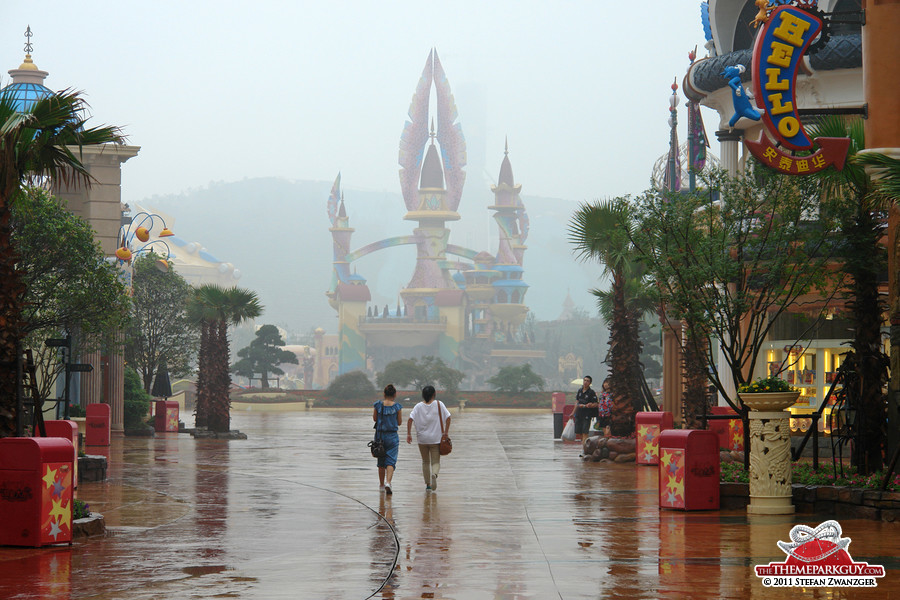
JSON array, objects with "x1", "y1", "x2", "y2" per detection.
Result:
[{"x1": 3, "y1": 1, "x2": 719, "y2": 206}]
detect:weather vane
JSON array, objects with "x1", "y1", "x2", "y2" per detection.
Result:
[{"x1": 24, "y1": 25, "x2": 33, "y2": 54}]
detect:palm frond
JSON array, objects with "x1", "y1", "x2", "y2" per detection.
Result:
[{"x1": 855, "y1": 152, "x2": 900, "y2": 200}]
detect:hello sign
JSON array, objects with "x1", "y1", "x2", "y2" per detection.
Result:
[{"x1": 745, "y1": 4, "x2": 850, "y2": 174}]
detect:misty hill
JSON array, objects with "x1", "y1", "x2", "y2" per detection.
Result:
[{"x1": 143, "y1": 177, "x2": 604, "y2": 332}]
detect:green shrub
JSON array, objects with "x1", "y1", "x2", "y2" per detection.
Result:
[
  {"x1": 124, "y1": 367, "x2": 151, "y2": 429},
  {"x1": 720, "y1": 460, "x2": 900, "y2": 491},
  {"x1": 326, "y1": 370, "x2": 376, "y2": 400}
]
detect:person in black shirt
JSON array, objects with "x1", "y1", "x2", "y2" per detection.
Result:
[{"x1": 574, "y1": 375, "x2": 598, "y2": 442}]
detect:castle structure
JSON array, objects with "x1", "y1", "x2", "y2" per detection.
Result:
[{"x1": 326, "y1": 49, "x2": 542, "y2": 378}]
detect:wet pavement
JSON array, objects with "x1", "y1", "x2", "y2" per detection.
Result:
[{"x1": 1, "y1": 409, "x2": 898, "y2": 599}]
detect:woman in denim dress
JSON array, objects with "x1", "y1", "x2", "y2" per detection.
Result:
[{"x1": 373, "y1": 384, "x2": 402, "y2": 494}]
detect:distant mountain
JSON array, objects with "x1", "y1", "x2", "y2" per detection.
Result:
[{"x1": 143, "y1": 177, "x2": 604, "y2": 332}]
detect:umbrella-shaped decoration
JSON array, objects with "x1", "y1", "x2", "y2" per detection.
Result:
[
  {"x1": 151, "y1": 362, "x2": 173, "y2": 398},
  {"x1": 115, "y1": 246, "x2": 133, "y2": 262}
]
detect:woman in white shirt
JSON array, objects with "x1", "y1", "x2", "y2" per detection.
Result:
[{"x1": 406, "y1": 385, "x2": 451, "y2": 491}]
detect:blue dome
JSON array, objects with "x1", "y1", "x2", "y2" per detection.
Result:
[{"x1": 0, "y1": 81, "x2": 53, "y2": 112}]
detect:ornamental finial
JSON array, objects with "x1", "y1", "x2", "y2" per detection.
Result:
[{"x1": 24, "y1": 25, "x2": 34, "y2": 55}]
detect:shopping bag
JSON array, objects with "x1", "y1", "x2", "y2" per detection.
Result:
[{"x1": 561, "y1": 417, "x2": 576, "y2": 441}]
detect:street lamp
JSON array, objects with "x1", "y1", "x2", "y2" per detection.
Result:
[{"x1": 115, "y1": 210, "x2": 175, "y2": 267}]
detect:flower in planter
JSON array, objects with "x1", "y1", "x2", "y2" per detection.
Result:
[
  {"x1": 73, "y1": 499, "x2": 91, "y2": 520},
  {"x1": 737, "y1": 376, "x2": 798, "y2": 394}
]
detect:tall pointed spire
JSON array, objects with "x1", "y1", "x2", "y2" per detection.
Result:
[
  {"x1": 664, "y1": 78, "x2": 682, "y2": 192},
  {"x1": 498, "y1": 137, "x2": 515, "y2": 187}
]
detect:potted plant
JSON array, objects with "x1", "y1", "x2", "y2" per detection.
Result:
[{"x1": 737, "y1": 376, "x2": 800, "y2": 411}]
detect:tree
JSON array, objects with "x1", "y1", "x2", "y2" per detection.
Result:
[
  {"x1": 232, "y1": 324, "x2": 298, "y2": 388},
  {"x1": 486, "y1": 364, "x2": 545, "y2": 393},
  {"x1": 631, "y1": 167, "x2": 845, "y2": 415},
  {"x1": 0, "y1": 89, "x2": 122, "y2": 437},
  {"x1": 569, "y1": 199, "x2": 653, "y2": 436},
  {"x1": 376, "y1": 356, "x2": 464, "y2": 398},
  {"x1": 12, "y1": 187, "x2": 129, "y2": 401},
  {"x1": 188, "y1": 285, "x2": 263, "y2": 433},
  {"x1": 855, "y1": 150, "x2": 900, "y2": 466},
  {"x1": 125, "y1": 252, "x2": 198, "y2": 393},
  {"x1": 811, "y1": 117, "x2": 890, "y2": 474},
  {"x1": 327, "y1": 370, "x2": 376, "y2": 400}
]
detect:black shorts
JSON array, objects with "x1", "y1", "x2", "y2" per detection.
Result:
[{"x1": 574, "y1": 413, "x2": 594, "y2": 434}]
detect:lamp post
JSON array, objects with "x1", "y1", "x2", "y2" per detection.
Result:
[{"x1": 115, "y1": 210, "x2": 175, "y2": 268}]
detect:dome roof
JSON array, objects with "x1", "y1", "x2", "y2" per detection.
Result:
[
  {"x1": 419, "y1": 143, "x2": 445, "y2": 189},
  {"x1": 0, "y1": 81, "x2": 52, "y2": 113},
  {"x1": 651, "y1": 142, "x2": 720, "y2": 192}
]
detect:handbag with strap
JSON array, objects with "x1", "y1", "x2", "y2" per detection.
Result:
[
  {"x1": 368, "y1": 403, "x2": 387, "y2": 458},
  {"x1": 438, "y1": 401, "x2": 452, "y2": 455}
]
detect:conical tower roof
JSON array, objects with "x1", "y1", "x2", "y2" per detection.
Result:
[
  {"x1": 498, "y1": 138, "x2": 514, "y2": 186},
  {"x1": 419, "y1": 142, "x2": 445, "y2": 189}
]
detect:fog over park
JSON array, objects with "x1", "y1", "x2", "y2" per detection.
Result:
[{"x1": 3, "y1": 2, "x2": 718, "y2": 332}]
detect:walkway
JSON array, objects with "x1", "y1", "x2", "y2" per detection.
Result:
[{"x1": 0, "y1": 410, "x2": 898, "y2": 599}]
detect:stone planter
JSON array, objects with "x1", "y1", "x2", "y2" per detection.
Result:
[
  {"x1": 73, "y1": 513, "x2": 106, "y2": 538},
  {"x1": 739, "y1": 391, "x2": 799, "y2": 515},
  {"x1": 78, "y1": 455, "x2": 108, "y2": 483},
  {"x1": 738, "y1": 391, "x2": 800, "y2": 412}
]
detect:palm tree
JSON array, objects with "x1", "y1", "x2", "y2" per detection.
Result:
[
  {"x1": 187, "y1": 285, "x2": 227, "y2": 430},
  {"x1": 569, "y1": 198, "x2": 651, "y2": 436},
  {"x1": 189, "y1": 285, "x2": 262, "y2": 433},
  {"x1": 0, "y1": 89, "x2": 122, "y2": 437},
  {"x1": 855, "y1": 150, "x2": 900, "y2": 472},
  {"x1": 811, "y1": 116, "x2": 889, "y2": 475}
]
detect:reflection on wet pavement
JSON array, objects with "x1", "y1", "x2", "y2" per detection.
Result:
[{"x1": 0, "y1": 410, "x2": 897, "y2": 599}]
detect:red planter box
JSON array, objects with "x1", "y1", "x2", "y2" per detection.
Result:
[
  {"x1": 659, "y1": 430, "x2": 720, "y2": 511},
  {"x1": 636, "y1": 411, "x2": 674, "y2": 465},
  {"x1": 43, "y1": 420, "x2": 79, "y2": 488},
  {"x1": 0, "y1": 437, "x2": 75, "y2": 546},
  {"x1": 709, "y1": 406, "x2": 743, "y2": 452},
  {"x1": 85, "y1": 403, "x2": 110, "y2": 446},
  {"x1": 154, "y1": 400, "x2": 179, "y2": 433}
]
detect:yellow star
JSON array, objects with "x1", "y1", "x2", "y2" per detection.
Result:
[
  {"x1": 669, "y1": 478, "x2": 684, "y2": 496},
  {"x1": 42, "y1": 466, "x2": 58, "y2": 489},
  {"x1": 49, "y1": 498, "x2": 71, "y2": 529},
  {"x1": 660, "y1": 451, "x2": 672, "y2": 468}
]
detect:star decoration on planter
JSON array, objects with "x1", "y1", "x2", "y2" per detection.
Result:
[
  {"x1": 48, "y1": 520, "x2": 63, "y2": 541},
  {"x1": 42, "y1": 466, "x2": 58, "y2": 489}
]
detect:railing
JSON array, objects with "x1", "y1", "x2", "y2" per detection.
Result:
[
  {"x1": 791, "y1": 362, "x2": 847, "y2": 469},
  {"x1": 359, "y1": 315, "x2": 447, "y2": 325}
]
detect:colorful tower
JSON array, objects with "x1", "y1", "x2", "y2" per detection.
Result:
[
  {"x1": 326, "y1": 174, "x2": 370, "y2": 374},
  {"x1": 398, "y1": 50, "x2": 467, "y2": 322},
  {"x1": 487, "y1": 142, "x2": 529, "y2": 339}
]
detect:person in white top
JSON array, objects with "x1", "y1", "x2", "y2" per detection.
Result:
[{"x1": 406, "y1": 385, "x2": 451, "y2": 491}]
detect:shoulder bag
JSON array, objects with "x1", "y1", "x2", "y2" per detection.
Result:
[
  {"x1": 368, "y1": 403, "x2": 387, "y2": 458},
  {"x1": 438, "y1": 401, "x2": 452, "y2": 456}
]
